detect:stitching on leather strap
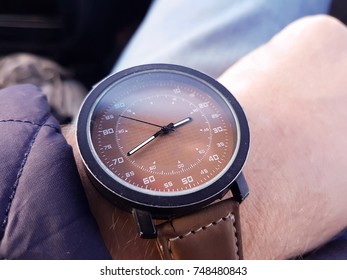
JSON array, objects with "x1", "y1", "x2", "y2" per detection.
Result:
[
  {"x1": 166, "y1": 212, "x2": 239, "y2": 259},
  {"x1": 232, "y1": 214, "x2": 240, "y2": 259}
]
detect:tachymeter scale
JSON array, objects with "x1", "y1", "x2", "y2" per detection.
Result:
[{"x1": 90, "y1": 72, "x2": 238, "y2": 195}]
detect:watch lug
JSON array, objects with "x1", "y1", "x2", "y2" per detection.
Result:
[
  {"x1": 133, "y1": 209, "x2": 157, "y2": 239},
  {"x1": 230, "y1": 172, "x2": 249, "y2": 203}
]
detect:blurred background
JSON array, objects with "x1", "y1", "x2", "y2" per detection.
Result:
[
  {"x1": 1, "y1": 0, "x2": 347, "y2": 90},
  {"x1": 0, "y1": 0, "x2": 151, "y2": 89},
  {"x1": 0, "y1": 0, "x2": 346, "y2": 124}
]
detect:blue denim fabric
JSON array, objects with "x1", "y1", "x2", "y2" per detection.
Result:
[{"x1": 113, "y1": 0, "x2": 331, "y2": 77}]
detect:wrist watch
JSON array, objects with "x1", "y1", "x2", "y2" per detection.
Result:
[{"x1": 76, "y1": 64, "x2": 250, "y2": 260}]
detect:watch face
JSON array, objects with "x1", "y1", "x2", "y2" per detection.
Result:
[{"x1": 77, "y1": 64, "x2": 249, "y2": 217}]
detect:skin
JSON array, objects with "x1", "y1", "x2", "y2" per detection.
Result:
[{"x1": 63, "y1": 15, "x2": 347, "y2": 259}]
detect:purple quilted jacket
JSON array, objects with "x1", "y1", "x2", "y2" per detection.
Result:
[{"x1": 0, "y1": 85, "x2": 110, "y2": 259}]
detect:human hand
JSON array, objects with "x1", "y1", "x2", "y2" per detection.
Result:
[
  {"x1": 218, "y1": 15, "x2": 347, "y2": 259},
  {"x1": 64, "y1": 15, "x2": 347, "y2": 259}
]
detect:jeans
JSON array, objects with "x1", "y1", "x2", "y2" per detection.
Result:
[{"x1": 113, "y1": 0, "x2": 331, "y2": 77}]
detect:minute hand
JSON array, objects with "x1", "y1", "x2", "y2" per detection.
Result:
[{"x1": 127, "y1": 117, "x2": 192, "y2": 156}]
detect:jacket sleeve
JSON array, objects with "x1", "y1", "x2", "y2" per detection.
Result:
[{"x1": 0, "y1": 84, "x2": 111, "y2": 259}]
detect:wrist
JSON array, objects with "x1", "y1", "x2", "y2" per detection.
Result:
[{"x1": 62, "y1": 124, "x2": 161, "y2": 259}]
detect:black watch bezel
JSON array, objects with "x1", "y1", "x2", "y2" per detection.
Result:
[{"x1": 76, "y1": 64, "x2": 249, "y2": 218}]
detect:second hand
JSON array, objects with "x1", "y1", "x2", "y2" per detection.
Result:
[{"x1": 119, "y1": 115, "x2": 165, "y2": 129}]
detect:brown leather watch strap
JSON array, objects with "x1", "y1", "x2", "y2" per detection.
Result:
[{"x1": 156, "y1": 198, "x2": 243, "y2": 260}]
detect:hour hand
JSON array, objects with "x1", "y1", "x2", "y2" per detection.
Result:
[
  {"x1": 173, "y1": 117, "x2": 192, "y2": 128},
  {"x1": 127, "y1": 117, "x2": 192, "y2": 156}
]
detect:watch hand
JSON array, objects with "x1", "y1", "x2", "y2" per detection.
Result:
[
  {"x1": 127, "y1": 117, "x2": 192, "y2": 156},
  {"x1": 127, "y1": 128, "x2": 166, "y2": 156},
  {"x1": 172, "y1": 117, "x2": 192, "y2": 128},
  {"x1": 127, "y1": 136, "x2": 155, "y2": 156},
  {"x1": 119, "y1": 115, "x2": 163, "y2": 128}
]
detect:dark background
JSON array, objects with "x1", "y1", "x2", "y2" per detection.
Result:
[
  {"x1": 0, "y1": 0, "x2": 346, "y2": 90},
  {"x1": 0, "y1": 0, "x2": 151, "y2": 89}
]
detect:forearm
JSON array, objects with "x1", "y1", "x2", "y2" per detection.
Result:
[
  {"x1": 62, "y1": 15, "x2": 347, "y2": 260},
  {"x1": 62, "y1": 124, "x2": 161, "y2": 259},
  {"x1": 220, "y1": 15, "x2": 347, "y2": 259}
]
